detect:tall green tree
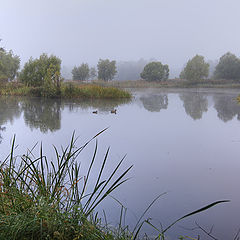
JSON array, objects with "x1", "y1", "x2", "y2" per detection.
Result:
[
  {"x1": 97, "y1": 59, "x2": 117, "y2": 81},
  {"x1": 72, "y1": 63, "x2": 90, "y2": 81},
  {"x1": 214, "y1": 52, "x2": 240, "y2": 80},
  {"x1": 0, "y1": 49, "x2": 20, "y2": 83},
  {"x1": 180, "y1": 55, "x2": 209, "y2": 81},
  {"x1": 19, "y1": 53, "x2": 62, "y2": 88},
  {"x1": 140, "y1": 61, "x2": 169, "y2": 82}
]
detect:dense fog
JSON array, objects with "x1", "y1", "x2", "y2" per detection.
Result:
[{"x1": 1, "y1": 0, "x2": 240, "y2": 78}]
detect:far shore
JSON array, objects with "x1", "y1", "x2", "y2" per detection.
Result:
[{"x1": 86, "y1": 79, "x2": 240, "y2": 89}]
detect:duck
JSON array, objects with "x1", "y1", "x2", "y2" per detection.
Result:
[
  {"x1": 110, "y1": 109, "x2": 117, "y2": 114},
  {"x1": 92, "y1": 110, "x2": 98, "y2": 114}
]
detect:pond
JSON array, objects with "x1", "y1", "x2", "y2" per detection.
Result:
[{"x1": 0, "y1": 88, "x2": 240, "y2": 239}]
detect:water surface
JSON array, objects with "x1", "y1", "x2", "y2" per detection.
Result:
[{"x1": 1, "y1": 88, "x2": 240, "y2": 239}]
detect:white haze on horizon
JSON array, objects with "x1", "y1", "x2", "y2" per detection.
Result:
[{"x1": 1, "y1": 0, "x2": 240, "y2": 78}]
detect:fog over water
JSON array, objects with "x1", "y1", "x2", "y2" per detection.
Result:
[{"x1": 1, "y1": 0, "x2": 240, "y2": 77}]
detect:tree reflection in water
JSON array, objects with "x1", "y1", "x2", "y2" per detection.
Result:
[
  {"x1": 140, "y1": 94, "x2": 168, "y2": 112},
  {"x1": 214, "y1": 95, "x2": 240, "y2": 122},
  {"x1": 21, "y1": 98, "x2": 62, "y2": 133},
  {"x1": 180, "y1": 92, "x2": 208, "y2": 120},
  {"x1": 0, "y1": 97, "x2": 21, "y2": 143}
]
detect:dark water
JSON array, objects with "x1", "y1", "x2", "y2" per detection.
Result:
[{"x1": 1, "y1": 88, "x2": 240, "y2": 239}]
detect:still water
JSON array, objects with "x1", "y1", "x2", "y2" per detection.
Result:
[{"x1": 1, "y1": 88, "x2": 240, "y2": 239}]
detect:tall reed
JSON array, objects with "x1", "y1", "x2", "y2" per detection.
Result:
[{"x1": 0, "y1": 130, "x2": 132, "y2": 239}]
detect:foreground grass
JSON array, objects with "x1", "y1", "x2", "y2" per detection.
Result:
[
  {"x1": 237, "y1": 95, "x2": 240, "y2": 103},
  {"x1": 0, "y1": 131, "x2": 134, "y2": 240},
  {"x1": 0, "y1": 82, "x2": 131, "y2": 99},
  {"x1": 0, "y1": 132, "x2": 230, "y2": 240}
]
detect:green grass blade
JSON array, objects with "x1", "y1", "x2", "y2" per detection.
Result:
[{"x1": 162, "y1": 200, "x2": 230, "y2": 234}]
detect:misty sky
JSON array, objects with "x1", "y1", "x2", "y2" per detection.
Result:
[{"x1": 1, "y1": 0, "x2": 240, "y2": 70}]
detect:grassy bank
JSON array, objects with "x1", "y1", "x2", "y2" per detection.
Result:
[
  {"x1": 0, "y1": 132, "x2": 230, "y2": 240},
  {"x1": 92, "y1": 79, "x2": 240, "y2": 89},
  {"x1": 0, "y1": 82, "x2": 131, "y2": 99}
]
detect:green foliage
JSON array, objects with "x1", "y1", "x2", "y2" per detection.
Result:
[
  {"x1": 62, "y1": 83, "x2": 131, "y2": 99},
  {"x1": 0, "y1": 82, "x2": 132, "y2": 99},
  {"x1": 180, "y1": 55, "x2": 209, "y2": 81},
  {"x1": 97, "y1": 59, "x2": 117, "y2": 81},
  {"x1": 72, "y1": 63, "x2": 90, "y2": 81},
  {"x1": 140, "y1": 62, "x2": 169, "y2": 82},
  {"x1": 0, "y1": 49, "x2": 20, "y2": 83},
  {"x1": 42, "y1": 63, "x2": 62, "y2": 97},
  {"x1": 214, "y1": 52, "x2": 240, "y2": 80},
  {"x1": 19, "y1": 53, "x2": 62, "y2": 89}
]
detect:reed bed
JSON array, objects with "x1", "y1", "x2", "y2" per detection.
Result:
[
  {"x1": 0, "y1": 82, "x2": 132, "y2": 99},
  {"x1": 0, "y1": 130, "x2": 133, "y2": 239},
  {"x1": 62, "y1": 83, "x2": 131, "y2": 99}
]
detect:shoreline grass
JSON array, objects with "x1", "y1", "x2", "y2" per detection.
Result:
[
  {"x1": 91, "y1": 79, "x2": 240, "y2": 89},
  {"x1": 0, "y1": 82, "x2": 132, "y2": 99}
]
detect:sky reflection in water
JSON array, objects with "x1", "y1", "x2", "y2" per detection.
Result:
[{"x1": 0, "y1": 88, "x2": 240, "y2": 239}]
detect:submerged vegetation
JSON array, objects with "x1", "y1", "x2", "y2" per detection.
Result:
[{"x1": 0, "y1": 131, "x2": 230, "y2": 240}]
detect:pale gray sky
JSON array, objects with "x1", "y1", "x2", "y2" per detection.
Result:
[{"x1": 1, "y1": 0, "x2": 240, "y2": 70}]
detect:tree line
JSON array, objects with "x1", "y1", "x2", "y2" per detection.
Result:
[
  {"x1": 71, "y1": 59, "x2": 117, "y2": 82},
  {"x1": 1, "y1": 39, "x2": 240, "y2": 85},
  {"x1": 67, "y1": 52, "x2": 240, "y2": 82}
]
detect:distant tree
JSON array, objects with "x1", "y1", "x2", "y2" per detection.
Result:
[
  {"x1": 180, "y1": 55, "x2": 209, "y2": 81},
  {"x1": 19, "y1": 53, "x2": 62, "y2": 88},
  {"x1": 0, "y1": 49, "x2": 20, "y2": 83},
  {"x1": 97, "y1": 59, "x2": 117, "y2": 81},
  {"x1": 72, "y1": 63, "x2": 90, "y2": 81},
  {"x1": 214, "y1": 52, "x2": 240, "y2": 80},
  {"x1": 140, "y1": 62, "x2": 169, "y2": 82},
  {"x1": 89, "y1": 67, "x2": 97, "y2": 80}
]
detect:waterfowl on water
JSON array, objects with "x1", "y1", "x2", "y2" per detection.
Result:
[
  {"x1": 110, "y1": 109, "x2": 117, "y2": 114},
  {"x1": 92, "y1": 110, "x2": 98, "y2": 114}
]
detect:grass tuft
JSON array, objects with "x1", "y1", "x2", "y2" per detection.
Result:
[{"x1": 0, "y1": 132, "x2": 133, "y2": 239}]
